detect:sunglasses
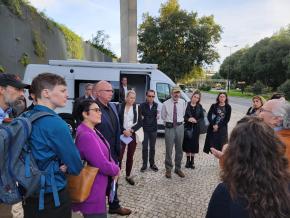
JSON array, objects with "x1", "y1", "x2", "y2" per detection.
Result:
[
  {"x1": 89, "y1": 108, "x2": 101, "y2": 113},
  {"x1": 147, "y1": 95, "x2": 155, "y2": 98}
]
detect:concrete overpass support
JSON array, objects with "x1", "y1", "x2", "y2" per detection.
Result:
[{"x1": 120, "y1": 0, "x2": 137, "y2": 63}]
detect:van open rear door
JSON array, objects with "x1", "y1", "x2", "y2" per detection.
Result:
[{"x1": 120, "y1": 71, "x2": 151, "y2": 104}]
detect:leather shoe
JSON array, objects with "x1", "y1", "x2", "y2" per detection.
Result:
[
  {"x1": 126, "y1": 177, "x2": 135, "y2": 185},
  {"x1": 150, "y1": 164, "x2": 159, "y2": 172},
  {"x1": 165, "y1": 170, "x2": 171, "y2": 178},
  {"x1": 140, "y1": 165, "x2": 147, "y2": 172},
  {"x1": 174, "y1": 170, "x2": 185, "y2": 178},
  {"x1": 109, "y1": 207, "x2": 132, "y2": 216}
]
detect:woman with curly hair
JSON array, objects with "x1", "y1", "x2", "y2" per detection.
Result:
[{"x1": 206, "y1": 116, "x2": 290, "y2": 218}]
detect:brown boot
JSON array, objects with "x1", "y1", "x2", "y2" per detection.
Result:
[
  {"x1": 174, "y1": 169, "x2": 185, "y2": 178},
  {"x1": 165, "y1": 170, "x2": 171, "y2": 178}
]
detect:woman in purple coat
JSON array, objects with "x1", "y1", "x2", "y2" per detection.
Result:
[{"x1": 72, "y1": 99, "x2": 120, "y2": 218}]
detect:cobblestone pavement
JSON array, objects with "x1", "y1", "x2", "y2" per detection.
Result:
[{"x1": 109, "y1": 135, "x2": 220, "y2": 218}]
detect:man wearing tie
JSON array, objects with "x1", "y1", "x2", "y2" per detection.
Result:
[{"x1": 161, "y1": 86, "x2": 186, "y2": 179}]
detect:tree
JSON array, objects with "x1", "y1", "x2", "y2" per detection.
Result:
[
  {"x1": 90, "y1": 30, "x2": 117, "y2": 59},
  {"x1": 219, "y1": 25, "x2": 290, "y2": 89},
  {"x1": 138, "y1": 0, "x2": 222, "y2": 82}
]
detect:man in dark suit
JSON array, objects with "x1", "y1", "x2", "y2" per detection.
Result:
[
  {"x1": 72, "y1": 83, "x2": 93, "y2": 123},
  {"x1": 94, "y1": 80, "x2": 132, "y2": 216},
  {"x1": 119, "y1": 77, "x2": 131, "y2": 103}
]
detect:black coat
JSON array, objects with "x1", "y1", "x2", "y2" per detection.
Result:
[
  {"x1": 140, "y1": 101, "x2": 158, "y2": 132},
  {"x1": 203, "y1": 103, "x2": 231, "y2": 153},
  {"x1": 95, "y1": 102, "x2": 121, "y2": 162},
  {"x1": 182, "y1": 103, "x2": 204, "y2": 153},
  {"x1": 119, "y1": 86, "x2": 132, "y2": 103},
  {"x1": 118, "y1": 103, "x2": 142, "y2": 133}
]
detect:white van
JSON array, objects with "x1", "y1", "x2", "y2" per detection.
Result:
[{"x1": 23, "y1": 60, "x2": 190, "y2": 132}]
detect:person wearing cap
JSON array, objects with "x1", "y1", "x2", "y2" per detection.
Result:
[
  {"x1": 0, "y1": 73, "x2": 29, "y2": 218},
  {"x1": 161, "y1": 86, "x2": 187, "y2": 178},
  {"x1": 0, "y1": 73, "x2": 29, "y2": 124}
]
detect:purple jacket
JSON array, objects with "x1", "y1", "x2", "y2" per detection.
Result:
[{"x1": 72, "y1": 123, "x2": 119, "y2": 214}]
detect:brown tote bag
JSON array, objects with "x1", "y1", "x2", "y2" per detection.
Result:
[{"x1": 67, "y1": 163, "x2": 99, "y2": 203}]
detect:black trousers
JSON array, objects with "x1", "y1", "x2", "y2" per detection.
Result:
[
  {"x1": 23, "y1": 188, "x2": 71, "y2": 218},
  {"x1": 142, "y1": 131, "x2": 157, "y2": 167}
]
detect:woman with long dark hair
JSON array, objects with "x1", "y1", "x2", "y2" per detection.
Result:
[
  {"x1": 182, "y1": 90, "x2": 204, "y2": 169},
  {"x1": 206, "y1": 116, "x2": 290, "y2": 218},
  {"x1": 204, "y1": 92, "x2": 231, "y2": 153}
]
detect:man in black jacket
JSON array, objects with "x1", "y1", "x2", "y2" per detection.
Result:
[
  {"x1": 119, "y1": 77, "x2": 131, "y2": 103},
  {"x1": 140, "y1": 90, "x2": 159, "y2": 172},
  {"x1": 93, "y1": 80, "x2": 131, "y2": 216}
]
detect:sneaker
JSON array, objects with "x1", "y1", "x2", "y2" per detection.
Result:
[
  {"x1": 140, "y1": 165, "x2": 147, "y2": 172},
  {"x1": 174, "y1": 170, "x2": 185, "y2": 178},
  {"x1": 125, "y1": 177, "x2": 135, "y2": 185},
  {"x1": 165, "y1": 170, "x2": 171, "y2": 178},
  {"x1": 150, "y1": 164, "x2": 159, "y2": 172}
]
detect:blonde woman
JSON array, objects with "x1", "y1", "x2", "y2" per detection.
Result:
[{"x1": 118, "y1": 90, "x2": 142, "y2": 185}]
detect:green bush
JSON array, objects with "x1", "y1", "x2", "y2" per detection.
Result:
[
  {"x1": 262, "y1": 86, "x2": 272, "y2": 94},
  {"x1": 244, "y1": 85, "x2": 252, "y2": 93},
  {"x1": 252, "y1": 81, "x2": 265, "y2": 95},
  {"x1": 278, "y1": 79, "x2": 290, "y2": 100},
  {"x1": 2, "y1": 0, "x2": 23, "y2": 17},
  {"x1": 56, "y1": 24, "x2": 84, "y2": 59},
  {"x1": 32, "y1": 31, "x2": 46, "y2": 57},
  {"x1": 0, "y1": 65, "x2": 5, "y2": 72},
  {"x1": 199, "y1": 84, "x2": 211, "y2": 91},
  {"x1": 19, "y1": 53, "x2": 30, "y2": 66}
]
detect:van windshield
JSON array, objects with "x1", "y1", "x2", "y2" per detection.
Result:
[{"x1": 156, "y1": 83, "x2": 171, "y2": 103}]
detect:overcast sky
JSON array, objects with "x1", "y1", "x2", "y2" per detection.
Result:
[{"x1": 29, "y1": 0, "x2": 290, "y2": 71}]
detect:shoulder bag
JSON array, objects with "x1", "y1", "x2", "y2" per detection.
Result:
[{"x1": 67, "y1": 161, "x2": 99, "y2": 203}]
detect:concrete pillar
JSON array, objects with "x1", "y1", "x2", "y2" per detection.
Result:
[{"x1": 120, "y1": 0, "x2": 137, "y2": 63}]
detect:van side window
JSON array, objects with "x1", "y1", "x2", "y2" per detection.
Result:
[{"x1": 156, "y1": 83, "x2": 171, "y2": 103}]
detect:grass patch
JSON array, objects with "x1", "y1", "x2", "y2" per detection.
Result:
[
  {"x1": 0, "y1": 65, "x2": 5, "y2": 72},
  {"x1": 32, "y1": 30, "x2": 46, "y2": 57},
  {"x1": 205, "y1": 89, "x2": 274, "y2": 100},
  {"x1": 206, "y1": 90, "x2": 253, "y2": 98},
  {"x1": 19, "y1": 53, "x2": 30, "y2": 66},
  {"x1": 2, "y1": 0, "x2": 23, "y2": 17},
  {"x1": 56, "y1": 24, "x2": 84, "y2": 59}
]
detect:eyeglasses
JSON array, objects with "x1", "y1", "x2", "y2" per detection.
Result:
[
  {"x1": 100, "y1": 90, "x2": 114, "y2": 93},
  {"x1": 147, "y1": 95, "x2": 155, "y2": 98},
  {"x1": 259, "y1": 108, "x2": 274, "y2": 115},
  {"x1": 89, "y1": 108, "x2": 101, "y2": 113}
]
